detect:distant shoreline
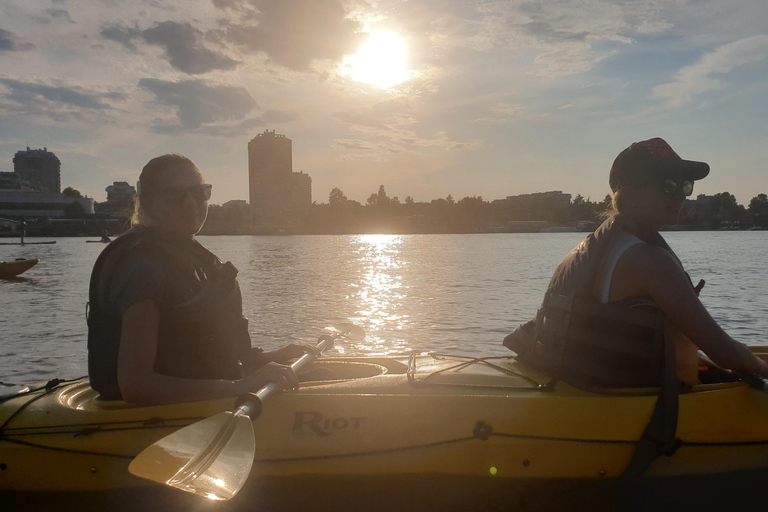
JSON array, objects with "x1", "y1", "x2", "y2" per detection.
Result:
[{"x1": 1, "y1": 227, "x2": 764, "y2": 238}]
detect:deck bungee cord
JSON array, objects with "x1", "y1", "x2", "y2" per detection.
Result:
[
  {"x1": 0, "y1": 377, "x2": 204, "y2": 459},
  {"x1": 407, "y1": 353, "x2": 548, "y2": 390}
]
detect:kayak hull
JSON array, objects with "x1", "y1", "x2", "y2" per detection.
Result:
[
  {"x1": 0, "y1": 258, "x2": 39, "y2": 278},
  {"x1": 2, "y1": 353, "x2": 768, "y2": 496}
]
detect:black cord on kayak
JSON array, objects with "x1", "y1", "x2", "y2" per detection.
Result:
[
  {"x1": 45, "y1": 378, "x2": 65, "y2": 389},
  {"x1": 0, "y1": 376, "x2": 86, "y2": 405}
]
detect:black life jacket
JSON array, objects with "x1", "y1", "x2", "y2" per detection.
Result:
[
  {"x1": 87, "y1": 228, "x2": 252, "y2": 400},
  {"x1": 504, "y1": 214, "x2": 677, "y2": 388},
  {"x1": 504, "y1": 214, "x2": 695, "y2": 480}
]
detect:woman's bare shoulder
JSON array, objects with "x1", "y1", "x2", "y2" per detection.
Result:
[
  {"x1": 611, "y1": 242, "x2": 688, "y2": 301},
  {"x1": 620, "y1": 242, "x2": 681, "y2": 272}
]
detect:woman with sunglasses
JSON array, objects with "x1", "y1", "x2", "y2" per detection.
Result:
[
  {"x1": 505, "y1": 137, "x2": 768, "y2": 389},
  {"x1": 504, "y1": 138, "x2": 768, "y2": 477},
  {"x1": 87, "y1": 154, "x2": 315, "y2": 405}
]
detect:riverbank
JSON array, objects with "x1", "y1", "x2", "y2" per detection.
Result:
[{"x1": 1, "y1": 220, "x2": 765, "y2": 238}]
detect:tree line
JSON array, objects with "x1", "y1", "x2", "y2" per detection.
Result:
[
  {"x1": 203, "y1": 186, "x2": 768, "y2": 234},
  {"x1": 59, "y1": 184, "x2": 768, "y2": 234}
]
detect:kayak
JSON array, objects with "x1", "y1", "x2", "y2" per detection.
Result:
[
  {"x1": 0, "y1": 258, "x2": 39, "y2": 278},
  {"x1": 2, "y1": 351, "x2": 768, "y2": 508}
]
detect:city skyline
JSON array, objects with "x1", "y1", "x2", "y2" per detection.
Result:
[{"x1": 1, "y1": 1, "x2": 767, "y2": 206}]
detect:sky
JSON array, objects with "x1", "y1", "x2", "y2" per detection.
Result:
[{"x1": 0, "y1": 0, "x2": 766, "y2": 206}]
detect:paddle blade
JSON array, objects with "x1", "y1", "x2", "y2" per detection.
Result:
[
  {"x1": 327, "y1": 323, "x2": 366, "y2": 341},
  {"x1": 129, "y1": 410, "x2": 255, "y2": 500}
]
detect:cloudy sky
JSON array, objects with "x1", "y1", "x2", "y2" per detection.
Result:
[{"x1": 1, "y1": 0, "x2": 766, "y2": 205}]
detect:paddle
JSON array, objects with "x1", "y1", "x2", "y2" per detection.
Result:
[
  {"x1": 128, "y1": 323, "x2": 365, "y2": 500},
  {"x1": 699, "y1": 353, "x2": 768, "y2": 392}
]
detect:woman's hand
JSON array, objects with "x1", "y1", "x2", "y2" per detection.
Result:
[
  {"x1": 238, "y1": 362, "x2": 300, "y2": 394},
  {"x1": 264, "y1": 343, "x2": 321, "y2": 365}
]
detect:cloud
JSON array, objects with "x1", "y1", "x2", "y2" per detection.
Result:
[
  {"x1": 31, "y1": 8, "x2": 75, "y2": 24},
  {"x1": 331, "y1": 110, "x2": 388, "y2": 131},
  {"x1": 138, "y1": 78, "x2": 258, "y2": 131},
  {"x1": 211, "y1": 0, "x2": 244, "y2": 10},
  {"x1": 0, "y1": 28, "x2": 35, "y2": 52},
  {"x1": 216, "y1": 0, "x2": 363, "y2": 71},
  {"x1": 453, "y1": 0, "x2": 681, "y2": 77},
  {"x1": 46, "y1": 8, "x2": 74, "y2": 23},
  {"x1": 332, "y1": 139, "x2": 375, "y2": 151},
  {"x1": 100, "y1": 21, "x2": 241, "y2": 74},
  {"x1": 523, "y1": 22, "x2": 589, "y2": 45},
  {"x1": 653, "y1": 35, "x2": 768, "y2": 107},
  {"x1": 100, "y1": 23, "x2": 143, "y2": 53},
  {"x1": 193, "y1": 116, "x2": 266, "y2": 137},
  {"x1": 262, "y1": 109, "x2": 301, "y2": 123},
  {"x1": 0, "y1": 77, "x2": 126, "y2": 123},
  {"x1": 0, "y1": 77, "x2": 123, "y2": 110},
  {"x1": 331, "y1": 99, "x2": 479, "y2": 161},
  {"x1": 142, "y1": 21, "x2": 241, "y2": 74},
  {"x1": 472, "y1": 103, "x2": 523, "y2": 123}
]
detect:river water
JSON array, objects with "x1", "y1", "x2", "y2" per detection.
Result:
[{"x1": 1, "y1": 232, "x2": 766, "y2": 385}]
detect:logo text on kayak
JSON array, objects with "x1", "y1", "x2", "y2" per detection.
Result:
[{"x1": 293, "y1": 411, "x2": 366, "y2": 436}]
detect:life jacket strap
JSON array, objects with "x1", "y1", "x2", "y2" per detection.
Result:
[{"x1": 618, "y1": 325, "x2": 680, "y2": 482}]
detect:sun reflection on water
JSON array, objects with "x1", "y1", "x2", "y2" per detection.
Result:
[{"x1": 344, "y1": 234, "x2": 412, "y2": 355}]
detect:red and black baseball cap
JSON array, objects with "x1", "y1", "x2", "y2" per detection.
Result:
[{"x1": 609, "y1": 138, "x2": 709, "y2": 192}]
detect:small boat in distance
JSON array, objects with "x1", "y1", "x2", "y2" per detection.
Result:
[
  {"x1": 87, "y1": 231, "x2": 112, "y2": 243},
  {"x1": 0, "y1": 258, "x2": 39, "y2": 278}
]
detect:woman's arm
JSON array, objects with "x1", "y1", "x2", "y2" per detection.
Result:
[
  {"x1": 613, "y1": 245, "x2": 768, "y2": 377},
  {"x1": 117, "y1": 299, "x2": 299, "y2": 405}
]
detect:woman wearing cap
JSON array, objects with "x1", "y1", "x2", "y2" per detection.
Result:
[
  {"x1": 505, "y1": 137, "x2": 768, "y2": 389},
  {"x1": 87, "y1": 154, "x2": 316, "y2": 405},
  {"x1": 504, "y1": 138, "x2": 768, "y2": 477}
]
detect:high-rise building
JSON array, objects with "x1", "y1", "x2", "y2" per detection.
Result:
[
  {"x1": 105, "y1": 181, "x2": 136, "y2": 206},
  {"x1": 13, "y1": 147, "x2": 61, "y2": 194},
  {"x1": 291, "y1": 171, "x2": 312, "y2": 213},
  {"x1": 247, "y1": 130, "x2": 311, "y2": 225}
]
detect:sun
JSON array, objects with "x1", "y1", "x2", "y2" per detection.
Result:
[{"x1": 343, "y1": 31, "x2": 412, "y2": 88}]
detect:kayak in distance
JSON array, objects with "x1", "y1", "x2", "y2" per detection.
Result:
[
  {"x1": 3, "y1": 348, "x2": 768, "y2": 511},
  {"x1": 0, "y1": 258, "x2": 39, "y2": 278}
]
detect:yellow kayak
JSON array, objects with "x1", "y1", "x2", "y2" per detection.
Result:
[
  {"x1": 0, "y1": 258, "x2": 39, "y2": 278},
  {"x1": 2, "y1": 352, "x2": 768, "y2": 508}
]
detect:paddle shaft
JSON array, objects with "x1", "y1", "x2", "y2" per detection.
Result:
[
  {"x1": 700, "y1": 353, "x2": 768, "y2": 392},
  {"x1": 236, "y1": 334, "x2": 335, "y2": 419},
  {"x1": 735, "y1": 371, "x2": 768, "y2": 393}
]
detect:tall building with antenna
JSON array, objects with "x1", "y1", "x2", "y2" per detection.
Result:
[{"x1": 247, "y1": 130, "x2": 311, "y2": 226}]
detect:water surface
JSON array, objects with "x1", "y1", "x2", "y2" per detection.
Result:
[{"x1": 1, "y1": 232, "x2": 766, "y2": 384}]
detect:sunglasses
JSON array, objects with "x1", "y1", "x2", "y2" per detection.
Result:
[
  {"x1": 662, "y1": 179, "x2": 694, "y2": 197},
  {"x1": 154, "y1": 183, "x2": 212, "y2": 205}
]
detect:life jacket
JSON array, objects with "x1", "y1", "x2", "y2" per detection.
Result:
[
  {"x1": 504, "y1": 214, "x2": 699, "y2": 479},
  {"x1": 87, "y1": 228, "x2": 252, "y2": 400},
  {"x1": 504, "y1": 215, "x2": 677, "y2": 388}
]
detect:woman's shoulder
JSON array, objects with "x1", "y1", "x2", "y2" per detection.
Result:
[
  {"x1": 97, "y1": 231, "x2": 166, "y2": 273},
  {"x1": 619, "y1": 242, "x2": 685, "y2": 279},
  {"x1": 104, "y1": 240, "x2": 172, "y2": 314}
]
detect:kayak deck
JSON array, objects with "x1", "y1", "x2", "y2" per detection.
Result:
[{"x1": 2, "y1": 353, "x2": 768, "y2": 494}]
